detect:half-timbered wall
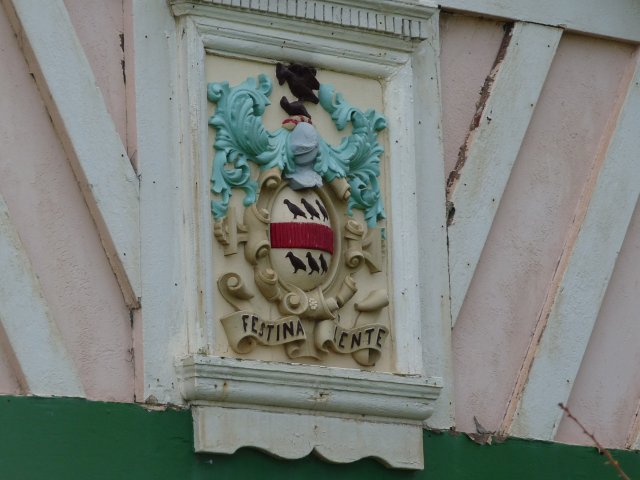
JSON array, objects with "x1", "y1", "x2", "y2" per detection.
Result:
[{"x1": 0, "y1": 0, "x2": 639, "y2": 452}]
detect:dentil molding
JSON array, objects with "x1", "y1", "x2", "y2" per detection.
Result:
[{"x1": 170, "y1": 0, "x2": 437, "y2": 39}]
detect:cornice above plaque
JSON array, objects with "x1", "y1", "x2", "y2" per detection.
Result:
[{"x1": 170, "y1": 0, "x2": 437, "y2": 40}]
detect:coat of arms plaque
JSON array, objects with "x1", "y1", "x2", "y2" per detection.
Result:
[{"x1": 209, "y1": 61, "x2": 393, "y2": 368}]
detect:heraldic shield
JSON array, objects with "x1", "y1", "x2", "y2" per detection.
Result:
[{"x1": 209, "y1": 62, "x2": 392, "y2": 367}]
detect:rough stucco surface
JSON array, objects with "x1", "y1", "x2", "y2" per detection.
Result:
[
  {"x1": 64, "y1": 0, "x2": 127, "y2": 147},
  {"x1": 556, "y1": 200, "x2": 640, "y2": 447},
  {"x1": 451, "y1": 34, "x2": 635, "y2": 435},
  {"x1": 439, "y1": 13, "x2": 505, "y2": 179},
  {"x1": 0, "y1": 8, "x2": 133, "y2": 401}
]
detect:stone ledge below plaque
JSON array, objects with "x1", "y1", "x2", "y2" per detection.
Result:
[{"x1": 179, "y1": 355, "x2": 442, "y2": 469}]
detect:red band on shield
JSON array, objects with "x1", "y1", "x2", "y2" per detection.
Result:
[{"x1": 270, "y1": 222, "x2": 334, "y2": 254}]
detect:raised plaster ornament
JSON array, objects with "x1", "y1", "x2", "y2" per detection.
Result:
[
  {"x1": 209, "y1": 63, "x2": 389, "y2": 366},
  {"x1": 285, "y1": 122, "x2": 323, "y2": 190}
]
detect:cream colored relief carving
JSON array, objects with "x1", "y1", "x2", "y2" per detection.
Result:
[
  {"x1": 214, "y1": 173, "x2": 389, "y2": 366},
  {"x1": 208, "y1": 55, "x2": 392, "y2": 370}
]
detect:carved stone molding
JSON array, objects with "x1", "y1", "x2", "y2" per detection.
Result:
[
  {"x1": 180, "y1": 355, "x2": 442, "y2": 419},
  {"x1": 180, "y1": 355, "x2": 442, "y2": 469},
  {"x1": 170, "y1": 0, "x2": 437, "y2": 39},
  {"x1": 172, "y1": 0, "x2": 448, "y2": 469}
]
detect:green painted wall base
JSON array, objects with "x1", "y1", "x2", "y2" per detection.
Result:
[{"x1": 0, "y1": 396, "x2": 638, "y2": 479}]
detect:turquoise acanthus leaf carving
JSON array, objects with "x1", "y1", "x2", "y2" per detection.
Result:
[
  {"x1": 208, "y1": 75, "x2": 387, "y2": 227},
  {"x1": 208, "y1": 74, "x2": 292, "y2": 219},
  {"x1": 316, "y1": 85, "x2": 387, "y2": 227}
]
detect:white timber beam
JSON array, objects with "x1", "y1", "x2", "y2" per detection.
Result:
[
  {"x1": 0, "y1": 195, "x2": 85, "y2": 397},
  {"x1": 448, "y1": 22, "x2": 562, "y2": 325},
  {"x1": 506, "y1": 51, "x2": 640, "y2": 441},
  {"x1": 409, "y1": 12, "x2": 455, "y2": 429},
  {"x1": 131, "y1": 0, "x2": 184, "y2": 404},
  {"x1": 440, "y1": 0, "x2": 640, "y2": 43},
  {"x1": 2, "y1": 0, "x2": 141, "y2": 308}
]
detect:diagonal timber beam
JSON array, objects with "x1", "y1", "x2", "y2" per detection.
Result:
[
  {"x1": 2, "y1": 0, "x2": 140, "y2": 308},
  {"x1": 0, "y1": 195, "x2": 85, "y2": 397},
  {"x1": 505, "y1": 51, "x2": 640, "y2": 441},
  {"x1": 447, "y1": 22, "x2": 562, "y2": 325}
]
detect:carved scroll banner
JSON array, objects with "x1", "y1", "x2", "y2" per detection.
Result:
[
  {"x1": 316, "y1": 319, "x2": 389, "y2": 366},
  {"x1": 221, "y1": 312, "x2": 305, "y2": 353}
]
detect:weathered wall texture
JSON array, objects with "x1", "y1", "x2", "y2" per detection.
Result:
[
  {"x1": 556, "y1": 199, "x2": 640, "y2": 447},
  {"x1": 0, "y1": 2, "x2": 133, "y2": 401},
  {"x1": 444, "y1": 11, "x2": 640, "y2": 448},
  {"x1": 440, "y1": 14, "x2": 505, "y2": 176},
  {"x1": 0, "y1": 0, "x2": 639, "y2": 453}
]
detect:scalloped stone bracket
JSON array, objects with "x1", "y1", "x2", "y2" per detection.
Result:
[
  {"x1": 194, "y1": 408, "x2": 424, "y2": 469},
  {"x1": 180, "y1": 355, "x2": 443, "y2": 469}
]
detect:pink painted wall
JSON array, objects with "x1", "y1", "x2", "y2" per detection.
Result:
[
  {"x1": 450, "y1": 33, "x2": 635, "y2": 435},
  {"x1": 64, "y1": 0, "x2": 127, "y2": 146},
  {"x1": 0, "y1": 6, "x2": 133, "y2": 401},
  {"x1": 556, "y1": 199, "x2": 640, "y2": 447},
  {"x1": 439, "y1": 13, "x2": 505, "y2": 180}
]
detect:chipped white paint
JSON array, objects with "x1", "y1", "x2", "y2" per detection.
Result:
[
  {"x1": 0, "y1": 195, "x2": 84, "y2": 397},
  {"x1": 194, "y1": 407, "x2": 425, "y2": 469},
  {"x1": 448, "y1": 22, "x2": 562, "y2": 325},
  {"x1": 2, "y1": 0, "x2": 140, "y2": 308},
  {"x1": 129, "y1": 0, "x2": 185, "y2": 404},
  {"x1": 440, "y1": 0, "x2": 640, "y2": 43},
  {"x1": 509, "y1": 53, "x2": 640, "y2": 441},
  {"x1": 170, "y1": 0, "x2": 437, "y2": 39},
  {"x1": 408, "y1": 12, "x2": 454, "y2": 429}
]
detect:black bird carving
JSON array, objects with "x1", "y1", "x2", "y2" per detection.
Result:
[
  {"x1": 300, "y1": 198, "x2": 320, "y2": 220},
  {"x1": 306, "y1": 252, "x2": 320, "y2": 275},
  {"x1": 283, "y1": 199, "x2": 307, "y2": 219},
  {"x1": 276, "y1": 63, "x2": 320, "y2": 104},
  {"x1": 319, "y1": 253, "x2": 328, "y2": 274},
  {"x1": 315, "y1": 199, "x2": 329, "y2": 221},
  {"x1": 285, "y1": 252, "x2": 307, "y2": 273},
  {"x1": 280, "y1": 96, "x2": 311, "y2": 118}
]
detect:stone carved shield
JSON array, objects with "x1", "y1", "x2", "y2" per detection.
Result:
[{"x1": 269, "y1": 188, "x2": 334, "y2": 291}]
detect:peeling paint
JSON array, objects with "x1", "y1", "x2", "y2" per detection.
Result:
[{"x1": 446, "y1": 22, "x2": 514, "y2": 200}]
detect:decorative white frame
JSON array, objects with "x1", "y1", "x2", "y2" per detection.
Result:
[{"x1": 169, "y1": 0, "x2": 451, "y2": 469}]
